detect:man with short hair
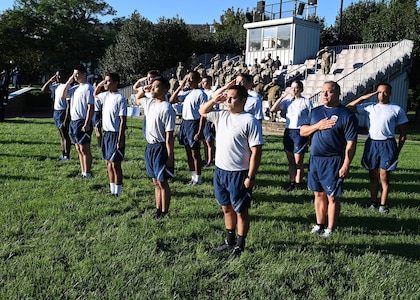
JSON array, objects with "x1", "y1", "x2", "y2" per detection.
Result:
[
  {"x1": 94, "y1": 73, "x2": 127, "y2": 197},
  {"x1": 200, "y1": 76, "x2": 216, "y2": 167},
  {"x1": 200, "y1": 84, "x2": 264, "y2": 259},
  {"x1": 347, "y1": 83, "x2": 408, "y2": 214},
  {"x1": 41, "y1": 70, "x2": 71, "y2": 161},
  {"x1": 62, "y1": 65, "x2": 95, "y2": 178},
  {"x1": 213, "y1": 73, "x2": 264, "y2": 122},
  {"x1": 170, "y1": 71, "x2": 207, "y2": 185},
  {"x1": 137, "y1": 77, "x2": 176, "y2": 219},
  {"x1": 300, "y1": 81, "x2": 358, "y2": 238}
]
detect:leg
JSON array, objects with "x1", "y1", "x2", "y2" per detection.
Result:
[
  {"x1": 369, "y1": 169, "x2": 380, "y2": 204},
  {"x1": 202, "y1": 140, "x2": 209, "y2": 164},
  {"x1": 326, "y1": 195, "x2": 341, "y2": 230},
  {"x1": 106, "y1": 161, "x2": 115, "y2": 184},
  {"x1": 184, "y1": 146, "x2": 195, "y2": 172},
  {"x1": 236, "y1": 208, "x2": 250, "y2": 237},
  {"x1": 222, "y1": 205, "x2": 237, "y2": 231},
  {"x1": 152, "y1": 178, "x2": 163, "y2": 211},
  {"x1": 79, "y1": 143, "x2": 92, "y2": 174},
  {"x1": 286, "y1": 151, "x2": 297, "y2": 183},
  {"x1": 294, "y1": 152, "x2": 305, "y2": 185},
  {"x1": 191, "y1": 147, "x2": 202, "y2": 176},
  {"x1": 379, "y1": 169, "x2": 390, "y2": 206},
  {"x1": 112, "y1": 161, "x2": 123, "y2": 185},
  {"x1": 58, "y1": 127, "x2": 71, "y2": 158},
  {"x1": 75, "y1": 144, "x2": 84, "y2": 173},
  {"x1": 152, "y1": 178, "x2": 171, "y2": 214},
  {"x1": 314, "y1": 191, "x2": 328, "y2": 225}
]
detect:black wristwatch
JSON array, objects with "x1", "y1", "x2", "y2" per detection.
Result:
[{"x1": 247, "y1": 175, "x2": 255, "y2": 181}]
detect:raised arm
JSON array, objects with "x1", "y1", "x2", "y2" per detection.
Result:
[
  {"x1": 169, "y1": 77, "x2": 187, "y2": 104},
  {"x1": 133, "y1": 76, "x2": 147, "y2": 91},
  {"x1": 270, "y1": 87, "x2": 291, "y2": 113},
  {"x1": 93, "y1": 79, "x2": 105, "y2": 98},
  {"x1": 199, "y1": 94, "x2": 225, "y2": 118},
  {"x1": 61, "y1": 74, "x2": 75, "y2": 100},
  {"x1": 346, "y1": 91, "x2": 378, "y2": 113},
  {"x1": 41, "y1": 75, "x2": 57, "y2": 93},
  {"x1": 135, "y1": 84, "x2": 151, "y2": 102},
  {"x1": 211, "y1": 79, "x2": 236, "y2": 101}
]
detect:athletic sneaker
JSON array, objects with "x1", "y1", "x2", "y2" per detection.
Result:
[
  {"x1": 57, "y1": 156, "x2": 69, "y2": 162},
  {"x1": 379, "y1": 205, "x2": 389, "y2": 214},
  {"x1": 286, "y1": 182, "x2": 295, "y2": 192},
  {"x1": 310, "y1": 224, "x2": 323, "y2": 234},
  {"x1": 189, "y1": 180, "x2": 202, "y2": 186},
  {"x1": 368, "y1": 202, "x2": 378, "y2": 210},
  {"x1": 214, "y1": 240, "x2": 235, "y2": 254},
  {"x1": 229, "y1": 246, "x2": 243, "y2": 259},
  {"x1": 322, "y1": 228, "x2": 333, "y2": 238}
]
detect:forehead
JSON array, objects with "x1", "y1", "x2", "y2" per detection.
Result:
[
  {"x1": 152, "y1": 80, "x2": 161, "y2": 87},
  {"x1": 322, "y1": 83, "x2": 335, "y2": 91},
  {"x1": 227, "y1": 89, "x2": 238, "y2": 96},
  {"x1": 377, "y1": 85, "x2": 390, "y2": 92}
]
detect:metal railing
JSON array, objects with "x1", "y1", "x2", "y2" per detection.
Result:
[{"x1": 309, "y1": 39, "x2": 414, "y2": 107}]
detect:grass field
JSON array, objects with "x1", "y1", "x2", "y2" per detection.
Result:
[{"x1": 0, "y1": 116, "x2": 419, "y2": 299}]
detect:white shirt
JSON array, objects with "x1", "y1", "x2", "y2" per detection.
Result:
[
  {"x1": 142, "y1": 97, "x2": 176, "y2": 144},
  {"x1": 50, "y1": 83, "x2": 67, "y2": 111},
  {"x1": 177, "y1": 89, "x2": 207, "y2": 120},
  {"x1": 357, "y1": 102, "x2": 408, "y2": 140},
  {"x1": 96, "y1": 91, "x2": 127, "y2": 132},
  {"x1": 245, "y1": 90, "x2": 264, "y2": 120},
  {"x1": 68, "y1": 82, "x2": 94, "y2": 121},
  {"x1": 279, "y1": 96, "x2": 312, "y2": 129},
  {"x1": 207, "y1": 110, "x2": 264, "y2": 171}
]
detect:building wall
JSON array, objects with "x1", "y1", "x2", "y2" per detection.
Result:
[{"x1": 244, "y1": 17, "x2": 320, "y2": 67}]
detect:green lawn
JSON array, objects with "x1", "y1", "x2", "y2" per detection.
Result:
[{"x1": 0, "y1": 117, "x2": 419, "y2": 299}]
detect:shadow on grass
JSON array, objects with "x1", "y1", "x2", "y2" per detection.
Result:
[
  {"x1": 4, "y1": 118, "x2": 52, "y2": 125},
  {"x1": 0, "y1": 174, "x2": 37, "y2": 181}
]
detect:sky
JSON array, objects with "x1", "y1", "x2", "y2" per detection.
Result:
[
  {"x1": 0, "y1": 0, "x2": 355, "y2": 27},
  {"x1": 0, "y1": 0, "x2": 419, "y2": 27}
]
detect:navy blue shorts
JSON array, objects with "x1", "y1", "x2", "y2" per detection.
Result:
[
  {"x1": 145, "y1": 143, "x2": 174, "y2": 182},
  {"x1": 362, "y1": 138, "x2": 398, "y2": 171},
  {"x1": 308, "y1": 156, "x2": 344, "y2": 197},
  {"x1": 203, "y1": 120, "x2": 215, "y2": 142},
  {"x1": 69, "y1": 119, "x2": 93, "y2": 145},
  {"x1": 213, "y1": 168, "x2": 252, "y2": 213},
  {"x1": 178, "y1": 119, "x2": 200, "y2": 149},
  {"x1": 283, "y1": 128, "x2": 308, "y2": 154},
  {"x1": 53, "y1": 110, "x2": 66, "y2": 129},
  {"x1": 101, "y1": 131, "x2": 125, "y2": 162},
  {"x1": 92, "y1": 111, "x2": 102, "y2": 129}
]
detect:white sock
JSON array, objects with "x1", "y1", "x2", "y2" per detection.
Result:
[
  {"x1": 190, "y1": 171, "x2": 196, "y2": 180},
  {"x1": 82, "y1": 172, "x2": 86, "y2": 176},
  {"x1": 110, "y1": 183, "x2": 116, "y2": 194},
  {"x1": 195, "y1": 175, "x2": 202, "y2": 183},
  {"x1": 115, "y1": 185, "x2": 122, "y2": 196}
]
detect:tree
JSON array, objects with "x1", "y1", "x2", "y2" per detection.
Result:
[
  {"x1": 99, "y1": 13, "x2": 193, "y2": 85},
  {"x1": 99, "y1": 12, "x2": 154, "y2": 85},
  {"x1": 213, "y1": 7, "x2": 247, "y2": 53},
  {"x1": 0, "y1": 0, "x2": 117, "y2": 82},
  {"x1": 334, "y1": 0, "x2": 384, "y2": 45}
]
